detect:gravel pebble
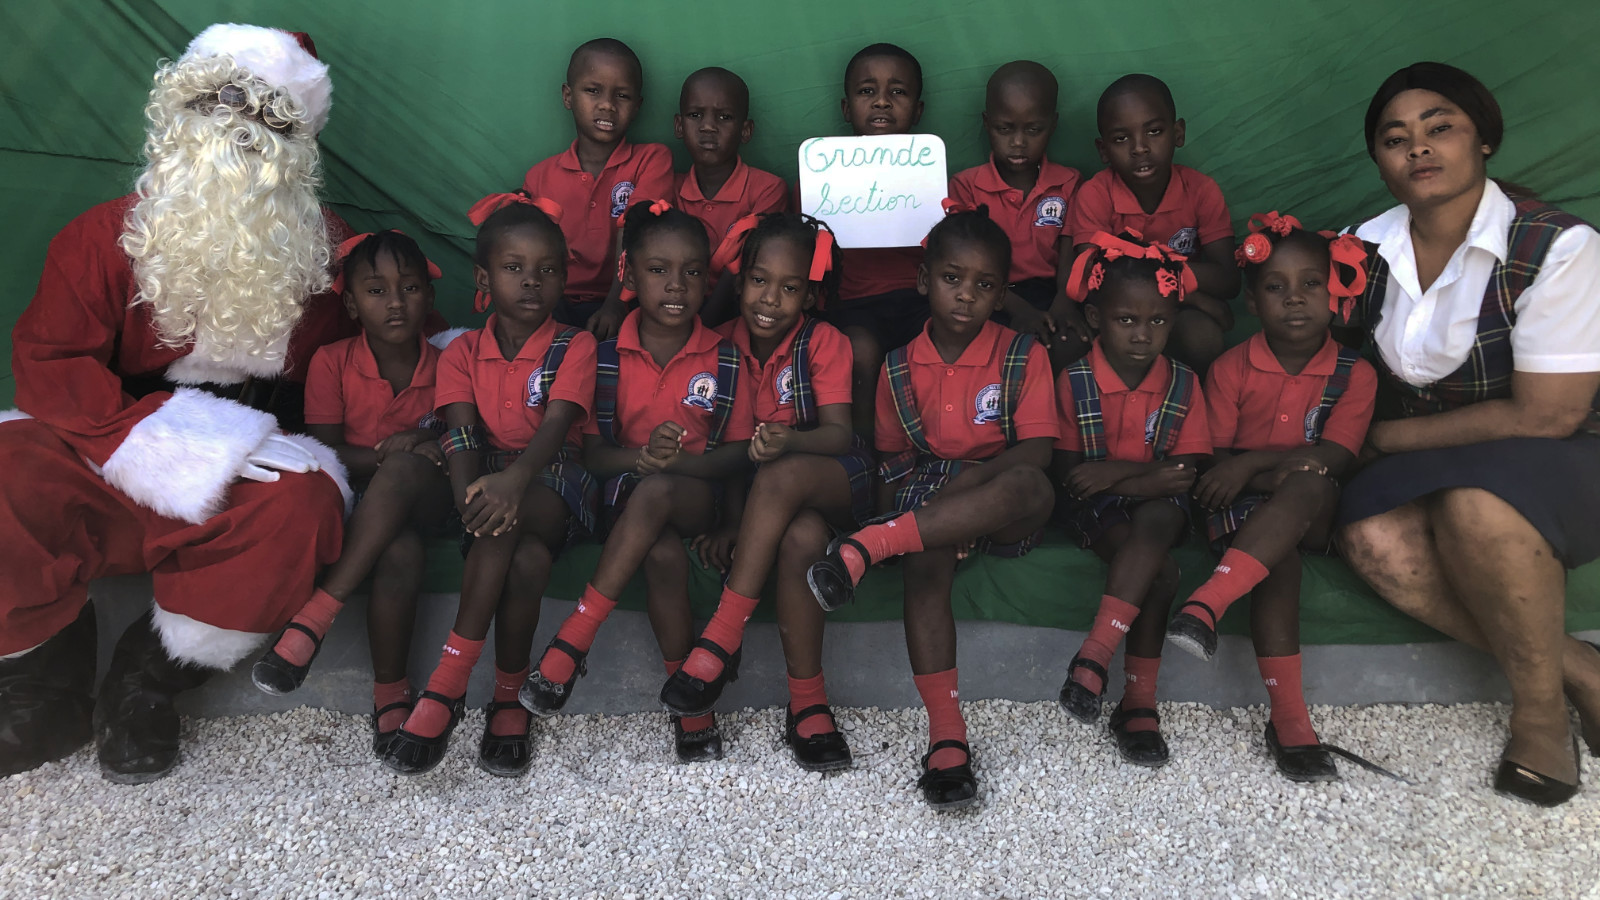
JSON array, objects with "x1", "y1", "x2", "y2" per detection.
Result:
[{"x1": 1, "y1": 700, "x2": 1596, "y2": 898}]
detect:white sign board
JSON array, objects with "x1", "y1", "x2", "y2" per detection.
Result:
[{"x1": 797, "y1": 134, "x2": 949, "y2": 249}]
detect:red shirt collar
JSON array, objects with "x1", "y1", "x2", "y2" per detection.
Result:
[
  {"x1": 907, "y1": 319, "x2": 1007, "y2": 368},
  {"x1": 615, "y1": 308, "x2": 722, "y2": 357},
  {"x1": 1107, "y1": 163, "x2": 1189, "y2": 217},
  {"x1": 1087, "y1": 340, "x2": 1171, "y2": 394},
  {"x1": 1245, "y1": 331, "x2": 1340, "y2": 377},
  {"x1": 678, "y1": 157, "x2": 751, "y2": 203},
  {"x1": 354, "y1": 332, "x2": 438, "y2": 386},
  {"x1": 556, "y1": 139, "x2": 635, "y2": 174},
  {"x1": 474, "y1": 314, "x2": 562, "y2": 362},
  {"x1": 973, "y1": 155, "x2": 1075, "y2": 203}
]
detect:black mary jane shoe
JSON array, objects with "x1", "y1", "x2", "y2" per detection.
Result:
[
  {"x1": 476, "y1": 701, "x2": 534, "y2": 778},
  {"x1": 659, "y1": 640, "x2": 743, "y2": 717},
  {"x1": 1265, "y1": 722, "x2": 1339, "y2": 783},
  {"x1": 519, "y1": 638, "x2": 589, "y2": 717},
  {"x1": 673, "y1": 715, "x2": 725, "y2": 763},
  {"x1": 1165, "y1": 602, "x2": 1219, "y2": 662},
  {"x1": 371, "y1": 700, "x2": 413, "y2": 759},
  {"x1": 917, "y1": 739, "x2": 978, "y2": 811},
  {"x1": 1493, "y1": 734, "x2": 1581, "y2": 808},
  {"x1": 250, "y1": 622, "x2": 324, "y2": 695},
  {"x1": 381, "y1": 691, "x2": 465, "y2": 777},
  {"x1": 1108, "y1": 704, "x2": 1170, "y2": 768},
  {"x1": 784, "y1": 704, "x2": 852, "y2": 773},
  {"x1": 1058, "y1": 655, "x2": 1108, "y2": 724},
  {"x1": 806, "y1": 536, "x2": 871, "y2": 612}
]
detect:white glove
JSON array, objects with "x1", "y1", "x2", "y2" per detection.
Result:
[{"x1": 237, "y1": 433, "x2": 321, "y2": 483}]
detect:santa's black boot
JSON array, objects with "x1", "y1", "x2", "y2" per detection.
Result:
[
  {"x1": 93, "y1": 611, "x2": 212, "y2": 784},
  {"x1": 0, "y1": 604, "x2": 98, "y2": 776}
]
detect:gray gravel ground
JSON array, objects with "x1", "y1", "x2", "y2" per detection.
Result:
[{"x1": 2, "y1": 700, "x2": 1597, "y2": 899}]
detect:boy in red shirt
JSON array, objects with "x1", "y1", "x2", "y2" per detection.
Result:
[
  {"x1": 1062, "y1": 74, "x2": 1239, "y2": 374},
  {"x1": 523, "y1": 38, "x2": 674, "y2": 338},
  {"x1": 949, "y1": 60, "x2": 1086, "y2": 370},
  {"x1": 674, "y1": 67, "x2": 787, "y2": 253}
]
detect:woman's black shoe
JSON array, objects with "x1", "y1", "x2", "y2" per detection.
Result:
[
  {"x1": 806, "y1": 536, "x2": 870, "y2": 612},
  {"x1": 784, "y1": 704, "x2": 852, "y2": 772},
  {"x1": 1493, "y1": 734, "x2": 1581, "y2": 808},
  {"x1": 1265, "y1": 722, "x2": 1339, "y2": 783},
  {"x1": 372, "y1": 699, "x2": 412, "y2": 759},
  {"x1": 1058, "y1": 655, "x2": 1108, "y2": 724},
  {"x1": 673, "y1": 715, "x2": 724, "y2": 763},
  {"x1": 659, "y1": 640, "x2": 742, "y2": 717},
  {"x1": 476, "y1": 701, "x2": 534, "y2": 778},
  {"x1": 381, "y1": 691, "x2": 464, "y2": 776},
  {"x1": 1165, "y1": 602, "x2": 1219, "y2": 662},
  {"x1": 250, "y1": 622, "x2": 323, "y2": 695},
  {"x1": 917, "y1": 739, "x2": 978, "y2": 811},
  {"x1": 519, "y1": 638, "x2": 588, "y2": 717},
  {"x1": 1108, "y1": 704, "x2": 1170, "y2": 768}
]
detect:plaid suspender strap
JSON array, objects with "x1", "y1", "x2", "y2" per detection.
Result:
[
  {"x1": 997, "y1": 333, "x2": 1035, "y2": 446},
  {"x1": 789, "y1": 318, "x2": 821, "y2": 428},
  {"x1": 1064, "y1": 359, "x2": 1107, "y2": 462},
  {"x1": 703, "y1": 341, "x2": 742, "y2": 451},
  {"x1": 1150, "y1": 359, "x2": 1197, "y2": 459},
  {"x1": 1307, "y1": 347, "x2": 1359, "y2": 440},
  {"x1": 594, "y1": 339, "x2": 621, "y2": 445},
  {"x1": 534, "y1": 328, "x2": 578, "y2": 403},
  {"x1": 878, "y1": 345, "x2": 931, "y2": 482}
]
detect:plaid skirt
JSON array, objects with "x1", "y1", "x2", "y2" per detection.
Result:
[
  {"x1": 1203, "y1": 492, "x2": 1265, "y2": 554},
  {"x1": 830, "y1": 434, "x2": 877, "y2": 527},
  {"x1": 1066, "y1": 493, "x2": 1191, "y2": 549},
  {"x1": 880, "y1": 457, "x2": 1041, "y2": 559},
  {"x1": 458, "y1": 448, "x2": 598, "y2": 555}
]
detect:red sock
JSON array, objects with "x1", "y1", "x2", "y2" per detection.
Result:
[
  {"x1": 373, "y1": 679, "x2": 410, "y2": 734},
  {"x1": 539, "y1": 584, "x2": 617, "y2": 683},
  {"x1": 913, "y1": 668, "x2": 968, "y2": 770},
  {"x1": 788, "y1": 672, "x2": 836, "y2": 739},
  {"x1": 402, "y1": 632, "x2": 484, "y2": 739},
  {"x1": 272, "y1": 588, "x2": 343, "y2": 667},
  {"x1": 838, "y1": 514, "x2": 924, "y2": 584},
  {"x1": 682, "y1": 587, "x2": 760, "y2": 681},
  {"x1": 1119, "y1": 655, "x2": 1162, "y2": 733},
  {"x1": 1071, "y1": 595, "x2": 1140, "y2": 694},
  {"x1": 489, "y1": 665, "x2": 531, "y2": 736},
  {"x1": 1184, "y1": 548, "x2": 1270, "y2": 625},
  {"x1": 664, "y1": 659, "x2": 715, "y2": 731},
  {"x1": 1258, "y1": 654, "x2": 1319, "y2": 746}
]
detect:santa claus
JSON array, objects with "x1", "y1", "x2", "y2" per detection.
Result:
[{"x1": 0, "y1": 24, "x2": 356, "y2": 782}]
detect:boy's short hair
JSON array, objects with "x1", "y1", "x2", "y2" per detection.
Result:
[
  {"x1": 680, "y1": 66, "x2": 750, "y2": 119},
  {"x1": 1095, "y1": 73, "x2": 1176, "y2": 128},
  {"x1": 986, "y1": 60, "x2": 1058, "y2": 110},
  {"x1": 567, "y1": 37, "x2": 642, "y2": 85},
  {"x1": 844, "y1": 42, "x2": 923, "y2": 98}
]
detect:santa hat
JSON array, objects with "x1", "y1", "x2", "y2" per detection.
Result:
[{"x1": 182, "y1": 23, "x2": 332, "y2": 134}]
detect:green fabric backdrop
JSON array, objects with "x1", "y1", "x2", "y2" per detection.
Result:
[{"x1": 3, "y1": 1, "x2": 1599, "y2": 405}]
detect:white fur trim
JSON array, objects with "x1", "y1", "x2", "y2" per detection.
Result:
[
  {"x1": 100, "y1": 388, "x2": 277, "y2": 525},
  {"x1": 427, "y1": 328, "x2": 472, "y2": 351},
  {"x1": 0, "y1": 410, "x2": 33, "y2": 425},
  {"x1": 1, "y1": 642, "x2": 43, "y2": 660},
  {"x1": 183, "y1": 24, "x2": 332, "y2": 134},
  {"x1": 150, "y1": 604, "x2": 265, "y2": 669},
  {"x1": 278, "y1": 431, "x2": 354, "y2": 516},
  {"x1": 165, "y1": 328, "x2": 292, "y2": 384}
]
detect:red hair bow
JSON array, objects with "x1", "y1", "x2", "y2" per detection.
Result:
[
  {"x1": 467, "y1": 192, "x2": 564, "y2": 227},
  {"x1": 1322, "y1": 232, "x2": 1369, "y2": 322},
  {"x1": 711, "y1": 214, "x2": 762, "y2": 276},
  {"x1": 1063, "y1": 231, "x2": 1197, "y2": 303},
  {"x1": 919, "y1": 198, "x2": 977, "y2": 248},
  {"x1": 1234, "y1": 211, "x2": 1305, "y2": 267},
  {"x1": 618, "y1": 201, "x2": 676, "y2": 298},
  {"x1": 330, "y1": 231, "x2": 443, "y2": 296}
]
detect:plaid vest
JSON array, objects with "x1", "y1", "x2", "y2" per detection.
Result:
[
  {"x1": 1065, "y1": 356, "x2": 1197, "y2": 462},
  {"x1": 788, "y1": 317, "x2": 822, "y2": 429},
  {"x1": 878, "y1": 331, "x2": 1036, "y2": 482},
  {"x1": 594, "y1": 337, "x2": 742, "y2": 450},
  {"x1": 1358, "y1": 196, "x2": 1595, "y2": 418},
  {"x1": 1306, "y1": 346, "x2": 1361, "y2": 442}
]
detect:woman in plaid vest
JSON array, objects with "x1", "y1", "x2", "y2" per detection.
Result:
[{"x1": 1337, "y1": 63, "x2": 1600, "y2": 808}]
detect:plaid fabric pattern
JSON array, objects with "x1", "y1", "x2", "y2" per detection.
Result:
[
  {"x1": 1065, "y1": 357, "x2": 1197, "y2": 462},
  {"x1": 705, "y1": 341, "x2": 741, "y2": 450},
  {"x1": 1360, "y1": 197, "x2": 1595, "y2": 418},
  {"x1": 534, "y1": 329, "x2": 578, "y2": 408},
  {"x1": 876, "y1": 459, "x2": 1040, "y2": 558},
  {"x1": 594, "y1": 338, "x2": 741, "y2": 450},
  {"x1": 440, "y1": 424, "x2": 485, "y2": 457},
  {"x1": 1069, "y1": 493, "x2": 1190, "y2": 549},
  {"x1": 834, "y1": 433, "x2": 877, "y2": 526},
  {"x1": 474, "y1": 447, "x2": 599, "y2": 541},
  {"x1": 789, "y1": 317, "x2": 821, "y2": 427},
  {"x1": 417, "y1": 411, "x2": 446, "y2": 433}
]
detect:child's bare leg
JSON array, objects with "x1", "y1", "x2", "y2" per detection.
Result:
[
  {"x1": 1249, "y1": 553, "x2": 1327, "y2": 761},
  {"x1": 903, "y1": 547, "x2": 969, "y2": 771},
  {"x1": 484, "y1": 503, "x2": 564, "y2": 748},
  {"x1": 776, "y1": 511, "x2": 832, "y2": 680},
  {"x1": 842, "y1": 325, "x2": 882, "y2": 439},
  {"x1": 367, "y1": 528, "x2": 425, "y2": 685},
  {"x1": 644, "y1": 528, "x2": 694, "y2": 665}
]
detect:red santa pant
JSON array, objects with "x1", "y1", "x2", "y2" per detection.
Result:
[{"x1": 0, "y1": 419, "x2": 343, "y2": 663}]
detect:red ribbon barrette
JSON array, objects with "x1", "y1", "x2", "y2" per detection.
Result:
[
  {"x1": 809, "y1": 227, "x2": 835, "y2": 282},
  {"x1": 1064, "y1": 231, "x2": 1196, "y2": 303},
  {"x1": 617, "y1": 200, "x2": 675, "y2": 299},
  {"x1": 467, "y1": 192, "x2": 564, "y2": 227},
  {"x1": 330, "y1": 231, "x2": 443, "y2": 296},
  {"x1": 711, "y1": 214, "x2": 762, "y2": 276},
  {"x1": 1323, "y1": 232, "x2": 1369, "y2": 322},
  {"x1": 919, "y1": 198, "x2": 977, "y2": 248},
  {"x1": 1234, "y1": 211, "x2": 1304, "y2": 268}
]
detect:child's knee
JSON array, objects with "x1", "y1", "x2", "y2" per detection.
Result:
[
  {"x1": 1131, "y1": 501, "x2": 1187, "y2": 540},
  {"x1": 643, "y1": 532, "x2": 688, "y2": 575},
  {"x1": 367, "y1": 450, "x2": 435, "y2": 493},
  {"x1": 778, "y1": 515, "x2": 830, "y2": 565},
  {"x1": 994, "y1": 465, "x2": 1053, "y2": 515},
  {"x1": 1277, "y1": 470, "x2": 1338, "y2": 511},
  {"x1": 750, "y1": 456, "x2": 808, "y2": 501},
  {"x1": 508, "y1": 537, "x2": 554, "y2": 580}
]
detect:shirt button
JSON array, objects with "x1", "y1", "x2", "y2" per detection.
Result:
[
  {"x1": 508, "y1": 366, "x2": 517, "y2": 374},
  {"x1": 946, "y1": 368, "x2": 955, "y2": 376},
  {"x1": 1279, "y1": 413, "x2": 1290, "y2": 422},
  {"x1": 590, "y1": 201, "x2": 596, "y2": 208},
  {"x1": 945, "y1": 404, "x2": 954, "y2": 411}
]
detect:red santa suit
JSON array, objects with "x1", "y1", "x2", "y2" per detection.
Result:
[{"x1": 0, "y1": 195, "x2": 353, "y2": 669}]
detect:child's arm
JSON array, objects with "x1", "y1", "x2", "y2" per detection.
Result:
[
  {"x1": 582, "y1": 431, "x2": 645, "y2": 481},
  {"x1": 1104, "y1": 455, "x2": 1202, "y2": 498},
  {"x1": 749, "y1": 404, "x2": 852, "y2": 462},
  {"x1": 664, "y1": 438, "x2": 754, "y2": 480},
  {"x1": 375, "y1": 428, "x2": 443, "y2": 464},
  {"x1": 440, "y1": 401, "x2": 489, "y2": 524},
  {"x1": 307, "y1": 423, "x2": 378, "y2": 482},
  {"x1": 458, "y1": 399, "x2": 585, "y2": 537}
]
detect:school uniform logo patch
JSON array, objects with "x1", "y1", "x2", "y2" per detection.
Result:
[
  {"x1": 1303, "y1": 407, "x2": 1325, "y2": 443},
  {"x1": 973, "y1": 383, "x2": 1002, "y2": 425},
  {"x1": 683, "y1": 371, "x2": 718, "y2": 411},
  {"x1": 776, "y1": 364, "x2": 795, "y2": 405},
  {"x1": 525, "y1": 368, "x2": 546, "y2": 407},
  {"x1": 610, "y1": 181, "x2": 635, "y2": 218},
  {"x1": 1167, "y1": 227, "x2": 1200, "y2": 256},
  {"x1": 1145, "y1": 410, "x2": 1159, "y2": 444},
  {"x1": 1034, "y1": 196, "x2": 1066, "y2": 227}
]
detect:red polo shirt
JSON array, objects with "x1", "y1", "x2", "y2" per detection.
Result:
[
  {"x1": 948, "y1": 157, "x2": 1081, "y2": 282},
  {"x1": 435, "y1": 315, "x2": 598, "y2": 451},
  {"x1": 839, "y1": 246, "x2": 922, "y2": 303},
  {"x1": 1206, "y1": 332, "x2": 1377, "y2": 455},
  {"x1": 304, "y1": 334, "x2": 442, "y2": 448},
  {"x1": 522, "y1": 140, "x2": 676, "y2": 302},
  {"x1": 1055, "y1": 341, "x2": 1212, "y2": 460},
  {"x1": 875, "y1": 320, "x2": 1059, "y2": 460},
  {"x1": 677, "y1": 158, "x2": 788, "y2": 251},
  {"x1": 584, "y1": 310, "x2": 756, "y2": 453},
  {"x1": 717, "y1": 317, "x2": 853, "y2": 429},
  {"x1": 1065, "y1": 164, "x2": 1231, "y2": 257}
]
